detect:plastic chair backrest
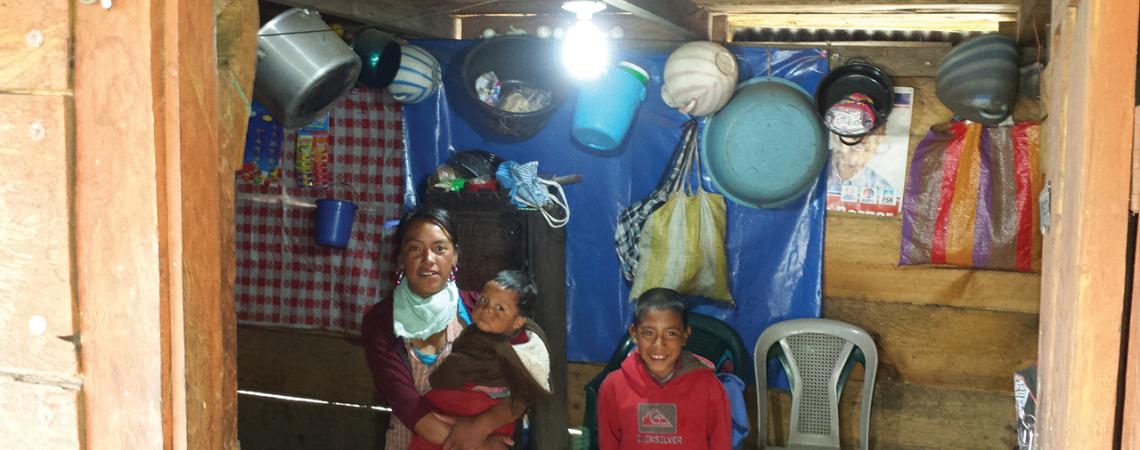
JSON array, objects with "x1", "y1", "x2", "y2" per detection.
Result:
[
  {"x1": 581, "y1": 313, "x2": 752, "y2": 449},
  {"x1": 754, "y1": 318, "x2": 878, "y2": 450}
]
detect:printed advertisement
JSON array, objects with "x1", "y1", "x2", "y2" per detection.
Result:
[{"x1": 826, "y1": 86, "x2": 914, "y2": 216}]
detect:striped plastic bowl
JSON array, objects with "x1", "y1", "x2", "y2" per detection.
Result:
[
  {"x1": 661, "y1": 41, "x2": 739, "y2": 117},
  {"x1": 389, "y1": 44, "x2": 441, "y2": 104}
]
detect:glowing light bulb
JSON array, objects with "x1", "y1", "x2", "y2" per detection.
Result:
[{"x1": 560, "y1": 2, "x2": 609, "y2": 80}]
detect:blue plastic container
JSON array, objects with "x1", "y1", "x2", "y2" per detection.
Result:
[
  {"x1": 315, "y1": 199, "x2": 358, "y2": 248},
  {"x1": 572, "y1": 62, "x2": 649, "y2": 151}
]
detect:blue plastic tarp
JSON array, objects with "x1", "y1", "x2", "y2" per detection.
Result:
[{"x1": 401, "y1": 40, "x2": 827, "y2": 378}]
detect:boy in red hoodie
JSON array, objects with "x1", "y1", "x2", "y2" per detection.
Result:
[{"x1": 597, "y1": 288, "x2": 732, "y2": 450}]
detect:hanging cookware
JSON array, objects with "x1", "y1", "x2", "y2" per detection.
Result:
[
  {"x1": 254, "y1": 8, "x2": 361, "y2": 128},
  {"x1": 459, "y1": 36, "x2": 569, "y2": 141},
  {"x1": 936, "y1": 33, "x2": 1019, "y2": 125},
  {"x1": 815, "y1": 61, "x2": 893, "y2": 143},
  {"x1": 705, "y1": 77, "x2": 827, "y2": 209},
  {"x1": 660, "y1": 41, "x2": 739, "y2": 117},
  {"x1": 351, "y1": 28, "x2": 402, "y2": 89},
  {"x1": 448, "y1": 150, "x2": 504, "y2": 180},
  {"x1": 389, "y1": 44, "x2": 443, "y2": 104}
]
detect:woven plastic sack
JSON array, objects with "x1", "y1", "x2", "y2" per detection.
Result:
[
  {"x1": 630, "y1": 132, "x2": 734, "y2": 303},
  {"x1": 614, "y1": 121, "x2": 697, "y2": 281},
  {"x1": 899, "y1": 121, "x2": 1041, "y2": 271}
]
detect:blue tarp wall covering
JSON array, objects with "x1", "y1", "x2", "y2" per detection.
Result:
[{"x1": 402, "y1": 40, "x2": 828, "y2": 377}]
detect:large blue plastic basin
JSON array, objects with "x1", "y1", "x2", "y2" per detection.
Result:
[{"x1": 703, "y1": 77, "x2": 826, "y2": 208}]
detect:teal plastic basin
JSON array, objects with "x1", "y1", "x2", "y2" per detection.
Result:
[{"x1": 703, "y1": 77, "x2": 826, "y2": 208}]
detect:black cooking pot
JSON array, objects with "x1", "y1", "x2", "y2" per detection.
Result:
[
  {"x1": 448, "y1": 150, "x2": 504, "y2": 179},
  {"x1": 351, "y1": 28, "x2": 402, "y2": 89},
  {"x1": 815, "y1": 61, "x2": 894, "y2": 139}
]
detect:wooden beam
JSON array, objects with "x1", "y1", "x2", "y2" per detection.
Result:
[
  {"x1": 711, "y1": 14, "x2": 731, "y2": 42},
  {"x1": 77, "y1": 0, "x2": 237, "y2": 447},
  {"x1": 1036, "y1": 0, "x2": 1139, "y2": 448},
  {"x1": 600, "y1": 0, "x2": 702, "y2": 39},
  {"x1": 459, "y1": 13, "x2": 684, "y2": 41},
  {"x1": 214, "y1": 1, "x2": 257, "y2": 446},
  {"x1": 166, "y1": 0, "x2": 234, "y2": 447},
  {"x1": 1127, "y1": 144, "x2": 1140, "y2": 448},
  {"x1": 1016, "y1": 0, "x2": 1051, "y2": 44},
  {"x1": 728, "y1": 13, "x2": 1013, "y2": 32},
  {"x1": 733, "y1": 44, "x2": 952, "y2": 77},
  {"x1": 265, "y1": 0, "x2": 457, "y2": 38},
  {"x1": 693, "y1": 0, "x2": 1019, "y2": 14},
  {"x1": 75, "y1": 0, "x2": 169, "y2": 445}
]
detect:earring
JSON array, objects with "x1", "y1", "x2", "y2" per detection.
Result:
[
  {"x1": 394, "y1": 269, "x2": 404, "y2": 285},
  {"x1": 449, "y1": 265, "x2": 458, "y2": 282}
]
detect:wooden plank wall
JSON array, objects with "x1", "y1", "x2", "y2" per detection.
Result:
[
  {"x1": 0, "y1": 1, "x2": 81, "y2": 448},
  {"x1": 4, "y1": 0, "x2": 244, "y2": 447},
  {"x1": 236, "y1": 327, "x2": 388, "y2": 447},
  {"x1": 818, "y1": 45, "x2": 1042, "y2": 448}
]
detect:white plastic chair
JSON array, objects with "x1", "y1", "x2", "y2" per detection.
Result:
[{"x1": 754, "y1": 318, "x2": 878, "y2": 450}]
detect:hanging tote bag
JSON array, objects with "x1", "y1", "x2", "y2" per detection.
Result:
[
  {"x1": 614, "y1": 120, "x2": 698, "y2": 282},
  {"x1": 630, "y1": 129, "x2": 734, "y2": 303},
  {"x1": 899, "y1": 121, "x2": 1042, "y2": 271}
]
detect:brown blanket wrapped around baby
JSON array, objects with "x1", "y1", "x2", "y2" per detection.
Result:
[{"x1": 429, "y1": 319, "x2": 551, "y2": 413}]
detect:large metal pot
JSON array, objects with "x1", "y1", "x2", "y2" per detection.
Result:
[{"x1": 254, "y1": 8, "x2": 361, "y2": 128}]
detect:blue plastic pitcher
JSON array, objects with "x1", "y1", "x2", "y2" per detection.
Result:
[
  {"x1": 315, "y1": 198, "x2": 358, "y2": 248},
  {"x1": 572, "y1": 62, "x2": 649, "y2": 151}
]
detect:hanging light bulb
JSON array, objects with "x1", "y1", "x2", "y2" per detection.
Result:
[{"x1": 561, "y1": 1, "x2": 609, "y2": 80}]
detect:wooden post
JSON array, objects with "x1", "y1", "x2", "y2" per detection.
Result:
[
  {"x1": 1125, "y1": 118, "x2": 1140, "y2": 449},
  {"x1": 74, "y1": 0, "x2": 235, "y2": 447},
  {"x1": 1037, "y1": 0, "x2": 1139, "y2": 448}
]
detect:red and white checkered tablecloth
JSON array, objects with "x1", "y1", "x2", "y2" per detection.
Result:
[{"x1": 235, "y1": 88, "x2": 404, "y2": 334}]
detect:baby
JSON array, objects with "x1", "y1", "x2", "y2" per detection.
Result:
[{"x1": 411, "y1": 270, "x2": 552, "y2": 450}]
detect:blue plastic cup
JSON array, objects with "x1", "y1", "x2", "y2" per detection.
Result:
[
  {"x1": 572, "y1": 62, "x2": 649, "y2": 151},
  {"x1": 315, "y1": 199, "x2": 358, "y2": 248}
]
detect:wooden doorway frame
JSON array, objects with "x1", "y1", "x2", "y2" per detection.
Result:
[
  {"x1": 1037, "y1": 0, "x2": 1138, "y2": 448},
  {"x1": 60, "y1": 0, "x2": 1140, "y2": 447},
  {"x1": 74, "y1": 0, "x2": 238, "y2": 447}
]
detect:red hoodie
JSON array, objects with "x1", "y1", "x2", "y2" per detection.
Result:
[{"x1": 597, "y1": 351, "x2": 731, "y2": 450}]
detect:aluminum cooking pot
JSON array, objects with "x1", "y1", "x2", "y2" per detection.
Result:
[{"x1": 254, "y1": 8, "x2": 361, "y2": 128}]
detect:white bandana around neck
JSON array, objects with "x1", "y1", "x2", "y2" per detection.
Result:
[{"x1": 392, "y1": 279, "x2": 460, "y2": 340}]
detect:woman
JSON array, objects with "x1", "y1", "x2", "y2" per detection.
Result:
[{"x1": 362, "y1": 207, "x2": 518, "y2": 450}]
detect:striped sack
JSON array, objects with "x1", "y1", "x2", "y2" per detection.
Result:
[{"x1": 899, "y1": 121, "x2": 1041, "y2": 271}]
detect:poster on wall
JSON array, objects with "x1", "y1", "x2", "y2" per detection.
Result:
[
  {"x1": 238, "y1": 102, "x2": 284, "y2": 186},
  {"x1": 826, "y1": 86, "x2": 914, "y2": 216},
  {"x1": 295, "y1": 113, "x2": 332, "y2": 187}
]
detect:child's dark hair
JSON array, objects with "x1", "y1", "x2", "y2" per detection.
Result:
[
  {"x1": 493, "y1": 270, "x2": 538, "y2": 318},
  {"x1": 395, "y1": 207, "x2": 458, "y2": 250},
  {"x1": 633, "y1": 288, "x2": 689, "y2": 327}
]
